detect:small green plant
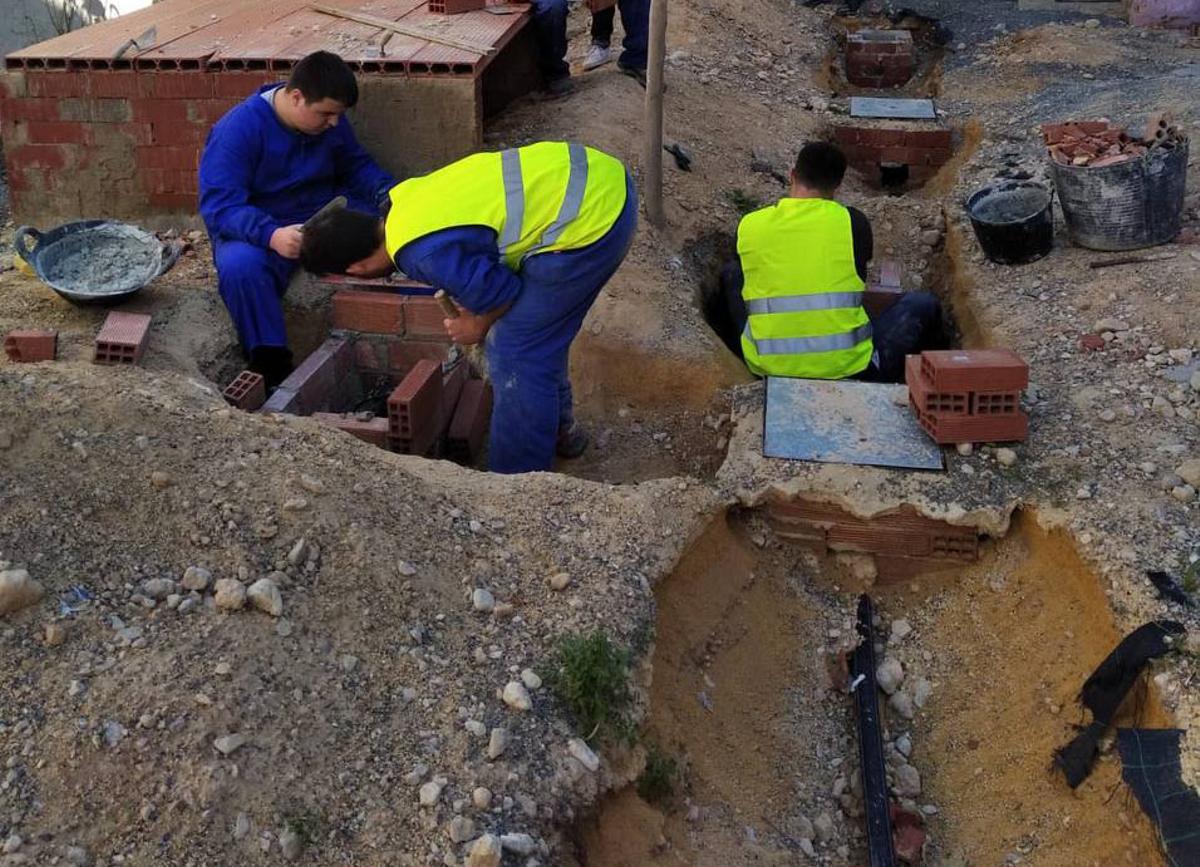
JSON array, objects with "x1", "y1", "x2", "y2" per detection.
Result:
[
  {"x1": 282, "y1": 811, "x2": 324, "y2": 849},
  {"x1": 544, "y1": 631, "x2": 631, "y2": 742},
  {"x1": 637, "y1": 745, "x2": 679, "y2": 805},
  {"x1": 724, "y1": 189, "x2": 761, "y2": 216},
  {"x1": 1181, "y1": 559, "x2": 1199, "y2": 595}
]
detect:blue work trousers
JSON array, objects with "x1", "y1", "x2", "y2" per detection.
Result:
[
  {"x1": 486, "y1": 177, "x2": 638, "y2": 474},
  {"x1": 214, "y1": 240, "x2": 297, "y2": 353},
  {"x1": 530, "y1": 0, "x2": 570, "y2": 81},
  {"x1": 590, "y1": 0, "x2": 650, "y2": 70}
]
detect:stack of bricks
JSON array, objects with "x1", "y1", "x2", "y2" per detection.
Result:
[
  {"x1": 906, "y1": 349, "x2": 1029, "y2": 445},
  {"x1": 0, "y1": 70, "x2": 274, "y2": 219},
  {"x1": 1041, "y1": 116, "x2": 1185, "y2": 168},
  {"x1": 766, "y1": 499, "x2": 978, "y2": 583},
  {"x1": 93, "y1": 311, "x2": 151, "y2": 365},
  {"x1": 845, "y1": 29, "x2": 915, "y2": 88},
  {"x1": 833, "y1": 123, "x2": 952, "y2": 187},
  {"x1": 4, "y1": 329, "x2": 57, "y2": 362},
  {"x1": 331, "y1": 286, "x2": 455, "y2": 382}
]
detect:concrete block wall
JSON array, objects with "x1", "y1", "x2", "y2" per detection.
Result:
[
  {"x1": 0, "y1": 69, "x2": 481, "y2": 226},
  {"x1": 845, "y1": 29, "x2": 915, "y2": 88}
]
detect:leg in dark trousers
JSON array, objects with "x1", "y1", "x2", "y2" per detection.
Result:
[
  {"x1": 529, "y1": 0, "x2": 570, "y2": 82},
  {"x1": 711, "y1": 260, "x2": 748, "y2": 358},
  {"x1": 615, "y1": 0, "x2": 649, "y2": 70},
  {"x1": 862, "y1": 291, "x2": 946, "y2": 383},
  {"x1": 591, "y1": 5, "x2": 615, "y2": 46}
]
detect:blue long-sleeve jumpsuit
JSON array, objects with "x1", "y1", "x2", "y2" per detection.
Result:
[
  {"x1": 198, "y1": 85, "x2": 395, "y2": 354},
  {"x1": 395, "y1": 174, "x2": 638, "y2": 474}
]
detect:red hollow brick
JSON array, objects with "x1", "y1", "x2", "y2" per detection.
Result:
[
  {"x1": 93, "y1": 311, "x2": 151, "y2": 365},
  {"x1": 0, "y1": 98, "x2": 60, "y2": 122},
  {"x1": 222, "y1": 370, "x2": 266, "y2": 411},
  {"x1": 922, "y1": 147, "x2": 953, "y2": 166},
  {"x1": 911, "y1": 398, "x2": 1028, "y2": 444},
  {"x1": 89, "y1": 73, "x2": 141, "y2": 98},
  {"x1": 132, "y1": 98, "x2": 190, "y2": 125},
  {"x1": 213, "y1": 73, "x2": 276, "y2": 99},
  {"x1": 918, "y1": 349, "x2": 1028, "y2": 392},
  {"x1": 387, "y1": 339, "x2": 453, "y2": 378},
  {"x1": 24, "y1": 121, "x2": 90, "y2": 145},
  {"x1": 150, "y1": 122, "x2": 205, "y2": 146},
  {"x1": 7, "y1": 144, "x2": 69, "y2": 171},
  {"x1": 26, "y1": 72, "x2": 86, "y2": 98},
  {"x1": 4, "y1": 329, "x2": 57, "y2": 362},
  {"x1": 863, "y1": 285, "x2": 903, "y2": 319},
  {"x1": 388, "y1": 359, "x2": 444, "y2": 454},
  {"x1": 860, "y1": 128, "x2": 906, "y2": 148},
  {"x1": 141, "y1": 72, "x2": 215, "y2": 99},
  {"x1": 404, "y1": 294, "x2": 451, "y2": 339},
  {"x1": 311, "y1": 413, "x2": 390, "y2": 449},
  {"x1": 441, "y1": 360, "x2": 469, "y2": 431},
  {"x1": 833, "y1": 126, "x2": 861, "y2": 146},
  {"x1": 332, "y1": 289, "x2": 406, "y2": 334},
  {"x1": 147, "y1": 192, "x2": 197, "y2": 210},
  {"x1": 137, "y1": 145, "x2": 198, "y2": 170},
  {"x1": 447, "y1": 378, "x2": 493, "y2": 463}
]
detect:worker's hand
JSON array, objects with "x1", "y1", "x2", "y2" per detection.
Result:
[
  {"x1": 269, "y1": 225, "x2": 304, "y2": 260},
  {"x1": 444, "y1": 311, "x2": 489, "y2": 346}
]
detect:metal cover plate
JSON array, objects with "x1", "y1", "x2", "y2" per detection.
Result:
[
  {"x1": 849, "y1": 97, "x2": 937, "y2": 119},
  {"x1": 763, "y1": 377, "x2": 944, "y2": 470}
]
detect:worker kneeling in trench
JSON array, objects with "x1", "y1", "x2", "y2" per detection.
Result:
[
  {"x1": 299, "y1": 141, "x2": 637, "y2": 474},
  {"x1": 717, "y1": 141, "x2": 946, "y2": 383}
]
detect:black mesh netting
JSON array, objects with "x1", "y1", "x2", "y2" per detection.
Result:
[
  {"x1": 1117, "y1": 728, "x2": 1200, "y2": 867},
  {"x1": 1054, "y1": 620, "x2": 1185, "y2": 788}
]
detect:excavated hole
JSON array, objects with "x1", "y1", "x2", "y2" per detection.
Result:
[
  {"x1": 687, "y1": 228, "x2": 967, "y2": 367},
  {"x1": 571, "y1": 507, "x2": 1170, "y2": 866},
  {"x1": 820, "y1": 13, "x2": 948, "y2": 100}
]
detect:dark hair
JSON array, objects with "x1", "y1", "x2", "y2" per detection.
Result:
[
  {"x1": 794, "y1": 142, "x2": 847, "y2": 193},
  {"x1": 287, "y1": 51, "x2": 358, "y2": 107},
  {"x1": 300, "y1": 209, "x2": 383, "y2": 274}
]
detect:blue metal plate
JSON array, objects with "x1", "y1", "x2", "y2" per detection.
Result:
[{"x1": 763, "y1": 377, "x2": 944, "y2": 470}]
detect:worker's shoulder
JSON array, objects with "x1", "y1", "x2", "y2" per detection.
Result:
[{"x1": 208, "y1": 93, "x2": 272, "y2": 138}]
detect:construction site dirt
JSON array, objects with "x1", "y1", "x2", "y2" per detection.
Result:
[{"x1": 0, "y1": 0, "x2": 1198, "y2": 865}]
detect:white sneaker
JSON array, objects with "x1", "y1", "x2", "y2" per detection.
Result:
[{"x1": 583, "y1": 43, "x2": 614, "y2": 71}]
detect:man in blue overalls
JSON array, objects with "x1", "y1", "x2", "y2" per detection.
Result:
[
  {"x1": 199, "y1": 51, "x2": 395, "y2": 387},
  {"x1": 298, "y1": 142, "x2": 637, "y2": 474}
]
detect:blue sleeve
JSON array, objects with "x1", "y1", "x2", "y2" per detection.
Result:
[
  {"x1": 336, "y1": 121, "x2": 396, "y2": 211},
  {"x1": 395, "y1": 227, "x2": 522, "y2": 314},
  {"x1": 198, "y1": 117, "x2": 280, "y2": 248}
]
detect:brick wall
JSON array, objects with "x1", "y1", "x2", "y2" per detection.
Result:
[
  {"x1": 0, "y1": 68, "x2": 485, "y2": 226},
  {"x1": 833, "y1": 123, "x2": 953, "y2": 186},
  {"x1": 845, "y1": 29, "x2": 914, "y2": 89},
  {"x1": 0, "y1": 69, "x2": 270, "y2": 223}
]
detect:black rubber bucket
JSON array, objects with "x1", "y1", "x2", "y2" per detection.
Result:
[
  {"x1": 1049, "y1": 141, "x2": 1188, "y2": 251},
  {"x1": 965, "y1": 180, "x2": 1054, "y2": 265}
]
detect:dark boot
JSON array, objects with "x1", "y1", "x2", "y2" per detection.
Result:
[{"x1": 248, "y1": 345, "x2": 294, "y2": 391}]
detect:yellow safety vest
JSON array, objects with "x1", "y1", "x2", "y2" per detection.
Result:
[
  {"x1": 738, "y1": 198, "x2": 872, "y2": 379},
  {"x1": 385, "y1": 141, "x2": 628, "y2": 270}
]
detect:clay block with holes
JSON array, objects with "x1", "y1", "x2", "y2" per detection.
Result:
[
  {"x1": 387, "y1": 359, "x2": 444, "y2": 454},
  {"x1": 222, "y1": 370, "x2": 266, "y2": 411},
  {"x1": 332, "y1": 290, "x2": 406, "y2": 335},
  {"x1": 441, "y1": 361, "x2": 469, "y2": 433},
  {"x1": 262, "y1": 338, "x2": 354, "y2": 415},
  {"x1": 917, "y1": 349, "x2": 1028, "y2": 392},
  {"x1": 428, "y1": 0, "x2": 485, "y2": 12},
  {"x1": 446, "y1": 379, "x2": 493, "y2": 463},
  {"x1": 906, "y1": 354, "x2": 969, "y2": 415},
  {"x1": 4, "y1": 329, "x2": 57, "y2": 362},
  {"x1": 910, "y1": 397, "x2": 1028, "y2": 444},
  {"x1": 311, "y1": 412, "x2": 390, "y2": 449},
  {"x1": 94, "y1": 311, "x2": 151, "y2": 365}
]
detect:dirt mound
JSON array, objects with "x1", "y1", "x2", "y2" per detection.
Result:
[{"x1": 0, "y1": 363, "x2": 720, "y2": 865}]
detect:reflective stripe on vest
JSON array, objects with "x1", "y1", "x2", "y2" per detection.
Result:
[
  {"x1": 744, "y1": 291, "x2": 864, "y2": 316},
  {"x1": 737, "y1": 198, "x2": 872, "y2": 379},
  {"x1": 743, "y1": 321, "x2": 873, "y2": 355},
  {"x1": 385, "y1": 141, "x2": 627, "y2": 270}
]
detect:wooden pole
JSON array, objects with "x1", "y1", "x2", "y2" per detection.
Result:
[{"x1": 643, "y1": 0, "x2": 667, "y2": 227}]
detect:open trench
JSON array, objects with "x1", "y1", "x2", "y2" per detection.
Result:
[{"x1": 561, "y1": 15, "x2": 1174, "y2": 867}]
